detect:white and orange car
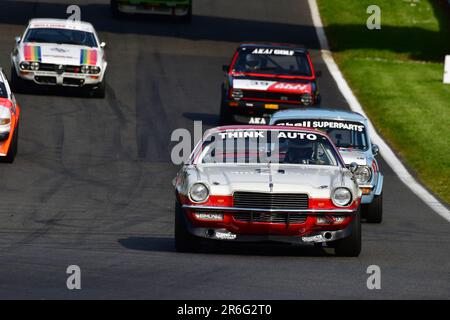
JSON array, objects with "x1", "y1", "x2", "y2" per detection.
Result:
[{"x1": 0, "y1": 68, "x2": 20, "y2": 163}]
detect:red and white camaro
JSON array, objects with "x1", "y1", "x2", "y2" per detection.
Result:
[
  {"x1": 0, "y1": 68, "x2": 20, "y2": 163},
  {"x1": 174, "y1": 125, "x2": 362, "y2": 256}
]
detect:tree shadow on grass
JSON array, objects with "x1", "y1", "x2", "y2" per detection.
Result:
[{"x1": 323, "y1": 1, "x2": 450, "y2": 62}]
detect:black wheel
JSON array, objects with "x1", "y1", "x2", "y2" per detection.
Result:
[
  {"x1": 180, "y1": 3, "x2": 192, "y2": 23},
  {"x1": 93, "y1": 79, "x2": 106, "y2": 99},
  {"x1": 364, "y1": 192, "x2": 383, "y2": 223},
  {"x1": 110, "y1": 0, "x2": 122, "y2": 19},
  {"x1": 333, "y1": 211, "x2": 361, "y2": 257},
  {"x1": 2, "y1": 124, "x2": 18, "y2": 163},
  {"x1": 174, "y1": 199, "x2": 201, "y2": 253},
  {"x1": 219, "y1": 94, "x2": 233, "y2": 125},
  {"x1": 10, "y1": 66, "x2": 25, "y2": 93}
]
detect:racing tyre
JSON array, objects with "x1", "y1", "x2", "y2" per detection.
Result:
[
  {"x1": 333, "y1": 211, "x2": 361, "y2": 257},
  {"x1": 91, "y1": 80, "x2": 106, "y2": 99},
  {"x1": 180, "y1": 4, "x2": 193, "y2": 23},
  {"x1": 365, "y1": 192, "x2": 383, "y2": 223},
  {"x1": 110, "y1": 0, "x2": 123, "y2": 19},
  {"x1": 219, "y1": 99, "x2": 233, "y2": 125},
  {"x1": 3, "y1": 124, "x2": 18, "y2": 163},
  {"x1": 10, "y1": 66, "x2": 25, "y2": 93},
  {"x1": 174, "y1": 199, "x2": 201, "y2": 253}
]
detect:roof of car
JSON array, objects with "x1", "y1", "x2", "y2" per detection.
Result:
[
  {"x1": 270, "y1": 108, "x2": 368, "y2": 123},
  {"x1": 239, "y1": 42, "x2": 307, "y2": 53},
  {"x1": 28, "y1": 18, "x2": 95, "y2": 33},
  {"x1": 205, "y1": 125, "x2": 325, "y2": 136}
]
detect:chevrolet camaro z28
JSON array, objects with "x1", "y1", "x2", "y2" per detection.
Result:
[{"x1": 173, "y1": 125, "x2": 363, "y2": 257}]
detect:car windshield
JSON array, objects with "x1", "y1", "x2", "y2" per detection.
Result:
[
  {"x1": 196, "y1": 129, "x2": 340, "y2": 166},
  {"x1": 233, "y1": 48, "x2": 312, "y2": 76},
  {"x1": 273, "y1": 119, "x2": 369, "y2": 150},
  {"x1": 23, "y1": 28, "x2": 97, "y2": 47}
]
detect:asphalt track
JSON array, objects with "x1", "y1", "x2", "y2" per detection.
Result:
[{"x1": 0, "y1": 0, "x2": 449, "y2": 299}]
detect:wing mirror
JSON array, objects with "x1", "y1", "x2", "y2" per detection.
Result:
[
  {"x1": 15, "y1": 36, "x2": 21, "y2": 44},
  {"x1": 372, "y1": 144, "x2": 379, "y2": 156},
  {"x1": 100, "y1": 42, "x2": 106, "y2": 48},
  {"x1": 222, "y1": 65, "x2": 229, "y2": 72},
  {"x1": 349, "y1": 162, "x2": 358, "y2": 173}
]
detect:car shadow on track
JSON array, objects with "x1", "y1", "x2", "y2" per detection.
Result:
[{"x1": 118, "y1": 236, "x2": 334, "y2": 257}]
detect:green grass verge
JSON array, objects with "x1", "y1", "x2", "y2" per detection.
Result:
[{"x1": 318, "y1": 0, "x2": 450, "y2": 204}]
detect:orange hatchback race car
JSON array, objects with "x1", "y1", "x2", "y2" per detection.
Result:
[{"x1": 0, "y1": 68, "x2": 20, "y2": 163}]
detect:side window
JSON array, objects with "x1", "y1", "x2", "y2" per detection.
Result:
[{"x1": 0, "y1": 82, "x2": 8, "y2": 98}]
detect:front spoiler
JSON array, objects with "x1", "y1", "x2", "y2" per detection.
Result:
[
  {"x1": 182, "y1": 204, "x2": 356, "y2": 244},
  {"x1": 187, "y1": 224, "x2": 353, "y2": 244}
]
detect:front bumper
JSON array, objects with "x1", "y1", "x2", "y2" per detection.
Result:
[
  {"x1": 16, "y1": 70, "x2": 102, "y2": 87},
  {"x1": 182, "y1": 205, "x2": 357, "y2": 244},
  {"x1": 224, "y1": 99, "x2": 315, "y2": 124},
  {"x1": 359, "y1": 173, "x2": 383, "y2": 204}
]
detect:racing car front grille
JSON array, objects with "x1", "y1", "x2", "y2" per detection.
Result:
[
  {"x1": 38, "y1": 63, "x2": 81, "y2": 74},
  {"x1": 233, "y1": 212, "x2": 307, "y2": 224},
  {"x1": 63, "y1": 78, "x2": 85, "y2": 86},
  {"x1": 233, "y1": 192, "x2": 309, "y2": 210},
  {"x1": 242, "y1": 90, "x2": 301, "y2": 103}
]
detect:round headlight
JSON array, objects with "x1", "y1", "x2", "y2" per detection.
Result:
[
  {"x1": 332, "y1": 188, "x2": 352, "y2": 207},
  {"x1": 189, "y1": 183, "x2": 209, "y2": 203},
  {"x1": 301, "y1": 94, "x2": 312, "y2": 106},
  {"x1": 19, "y1": 61, "x2": 30, "y2": 70},
  {"x1": 354, "y1": 166, "x2": 372, "y2": 184},
  {"x1": 30, "y1": 62, "x2": 39, "y2": 71},
  {"x1": 89, "y1": 66, "x2": 101, "y2": 74},
  {"x1": 231, "y1": 89, "x2": 243, "y2": 100},
  {"x1": 81, "y1": 65, "x2": 90, "y2": 74}
]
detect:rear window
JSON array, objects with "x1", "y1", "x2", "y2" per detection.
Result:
[{"x1": 233, "y1": 47, "x2": 312, "y2": 76}]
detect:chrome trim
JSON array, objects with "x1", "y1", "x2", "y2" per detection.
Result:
[
  {"x1": 182, "y1": 204, "x2": 356, "y2": 213},
  {"x1": 358, "y1": 184, "x2": 374, "y2": 189}
]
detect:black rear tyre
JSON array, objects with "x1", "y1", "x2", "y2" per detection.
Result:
[
  {"x1": 180, "y1": 4, "x2": 192, "y2": 23},
  {"x1": 10, "y1": 66, "x2": 25, "y2": 93},
  {"x1": 110, "y1": 0, "x2": 122, "y2": 19},
  {"x1": 2, "y1": 124, "x2": 18, "y2": 163},
  {"x1": 219, "y1": 99, "x2": 233, "y2": 125},
  {"x1": 333, "y1": 212, "x2": 361, "y2": 257},
  {"x1": 93, "y1": 79, "x2": 106, "y2": 99},
  {"x1": 365, "y1": 192, "x2": 383, "y2": 223},
  {"x1": 174, "y1": 199, "x2": 201, "y2": 253}
]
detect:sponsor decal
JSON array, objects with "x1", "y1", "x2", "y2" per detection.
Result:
[
  {"x1": 215, "y1": 231, "x2": 237, "y2": 240},
  {"x1": 269, "y1": 82, "x2": 310, "y2": 93},
  {"x1": 80, "y1": 49, "x2": 97, "y2": 65},
  {"x1": 251, "y1": 48, "x2": 295, "y2": 56},
  {"x1": 50, "y1": 47, "x2": 69, "y2": 53},
  {"x1": 24, "y1": 45, "x2": 42, "y2": 62},
  {"x1": 248, "y1": 117, "x2": 266, "y2": 124},
  {"x1": 276, "y1": 120, "x2": 365, "y2": 132},
  {"x1": 218, "y1": 130, "x2": 317, "y2": 141},
  {"x1": 233, "y1": 79, "x2": 311, "y2": 93}
]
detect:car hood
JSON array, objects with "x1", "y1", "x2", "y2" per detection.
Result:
[
  {"x1": 19, "y1": 42, "x2": 100, "y2": 66},
  {"x1": 197, "y1": 164, "x2": 343, "y2": 197},
  {"x1": 338, "y1": 148, "x2": 368, "y2": 166}
]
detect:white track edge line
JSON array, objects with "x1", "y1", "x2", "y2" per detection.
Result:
[{"x1": 308, "y1": 0, "x2": 450, "y2": 222}]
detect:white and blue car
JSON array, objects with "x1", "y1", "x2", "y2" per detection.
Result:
[{"x1": 270, "y1": 108, "x2": 383, "y2": 223}]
